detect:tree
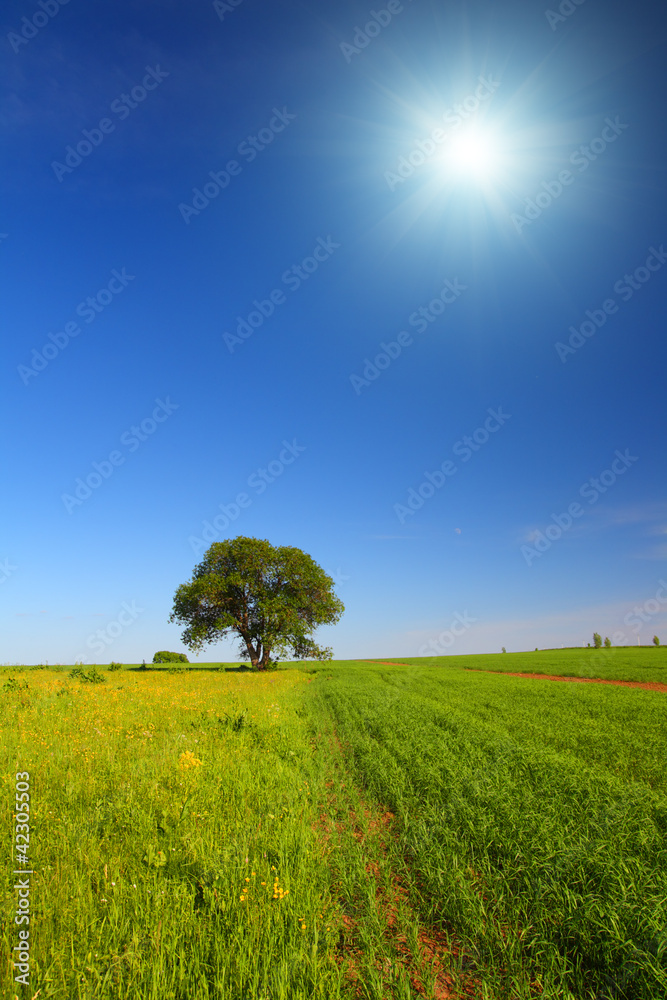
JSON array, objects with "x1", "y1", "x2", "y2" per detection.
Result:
[
  {"x1": 604, "y1": 636, "x2": 611, "y2": 648},
  {"x1": 153, "y1": 651, "x2": 189, "y2": 663},
  {"x1": 654, "y1": 636, "x2": 661, "y2": 647},
  {"x1": 593, "y1": 633, "x2": 602, "y2": 648},
  {"x1": 169, "y1": 537, "x2": 344, "y2": 670}
]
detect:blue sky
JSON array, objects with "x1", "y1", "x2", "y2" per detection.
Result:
[{"x1": 2, "y1": 0, "x2": 666, "y2": 664}]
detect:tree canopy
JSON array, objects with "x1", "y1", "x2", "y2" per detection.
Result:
[{"x1": 168, "y1": 536, "x2": 344, "y2": 669}]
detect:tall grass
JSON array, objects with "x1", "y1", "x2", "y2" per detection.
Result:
[
  {"x1": 308, "y1": 661, "x2": 667, "y2": 999},
  {"x1": 3, "y1": 654, "x2": 666, "y2": 998},
  {"x1": 1, "y1": 670, "x2": 349, "y2": 999}
]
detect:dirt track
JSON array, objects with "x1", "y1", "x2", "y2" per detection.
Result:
[
  {"x1": 469, "y1": 670, "x2": 667, "y2": 693},
  {"x1": 362, "y1": 661, "x2": 667, "y2": 693}
]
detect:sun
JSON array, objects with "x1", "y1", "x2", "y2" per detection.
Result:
[{"x1": 445, "y1": 127, "x2": 502, "y2": 179}]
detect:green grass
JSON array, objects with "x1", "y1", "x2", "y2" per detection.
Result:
[
  {"x1": 366, "y1": 645, "x2": 667, "y2": 684},
  {"x1": 308, "y1": 658, "x2": 667, "y2": 999},
  {"x1": 2, "y1": 651, "x2": 666, "y2": 998}
]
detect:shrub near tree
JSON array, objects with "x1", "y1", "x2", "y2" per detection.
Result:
[
  {"x1": 604, "y1": 637, "x2": 611, "y2": 648},
  {"x1": 152, "y1": 651, "x2": 189, "y2": 664},
  {"x1": 169, "y1": 536, "x2": 344, "y2": 670}
]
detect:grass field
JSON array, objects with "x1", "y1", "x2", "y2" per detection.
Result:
[{"x1": 2, "y1": 649, "x2": 666, "y2": 999}]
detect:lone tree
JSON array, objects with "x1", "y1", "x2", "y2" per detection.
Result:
[
  {"x1": 169, "y1": 537, "x2": 344, "y2": 670},
  {"x1": 593, "y1": 632, "x2": 602, "y2": 648},
  {"x1": 654, "y1": 636, "x2": 661, "y2": 647}
]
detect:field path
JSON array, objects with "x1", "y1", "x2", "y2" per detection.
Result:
[
  {"x1": 312, "y1": 728, "x2": 484, "y2": 999},
  {"x1": 468, "y1": 669, "x2": 667, "y2": 693}
]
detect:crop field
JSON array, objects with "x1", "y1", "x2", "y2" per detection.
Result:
[{"x1": 2, "y1": 649, "x2": 666, "y2": 1000}]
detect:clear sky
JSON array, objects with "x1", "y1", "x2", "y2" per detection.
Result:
[{"x1": 2, "y1": 0, "x2": 666, "y2": 664}]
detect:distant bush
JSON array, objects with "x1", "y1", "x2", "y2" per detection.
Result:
[
  {"x1": 604, "y1": 637, "x2": 611, "y2": 648},
  {"x1": 653, "y1": 636, "x2": 661, "y2": 647},
  {"x1": 502, "y1": 647, "x2": 507, "y2": 653},
  {"x1": 3, "y1": 677, "x2": 29, "y2": 693},
  {"x1": 69, "y1": 667, "x2": 106, "y2": 684},
  {"x1": 108, "y1": 662, "x2": 123, "y2": 671},
  {"x1": 593, "y1": 633, "x2": 602, "y2": 648},
  {"x1": 153, "y1": 651, "x2": 189, "y2": 664}
]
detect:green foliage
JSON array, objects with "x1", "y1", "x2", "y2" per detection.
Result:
[
  {"x1": 593, "y1": 632, "x2": 602, "y2": 648},
  {"x1": 654, "y1": 636, "x2": 661, "y2": 647},
  {"x1": 169, "y1": 536, "x2": 344, "y2": 670},
  {"x1": 152, "y1": 650, "x2": 189, "y2": 663},
  {"x1": 501, "y1": 647, "x2": 506, "y2": 653},
  {"x1": 604, "y1": 636, "x2": 612, "y2": 648},
  {"x1": 311, "y1": 660, "x2": 667, "y2": 999},
  {"x1": 3, "y1": 676, "x2": 29, "y2": 693},
  {"x1": 69, "y1": 666, "x2": 106, "y2": 684},
  {"x1": 109, "y1": 661, "x2": 123, "y2": 671}
]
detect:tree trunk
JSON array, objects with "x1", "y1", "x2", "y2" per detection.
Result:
[{"x1": 244, "y1": 637, "x2": 260, "y2": 668}]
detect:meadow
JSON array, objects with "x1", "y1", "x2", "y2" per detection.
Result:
[{"x1": 1, "y1": 648, "x2": 666, "y2": 999}]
